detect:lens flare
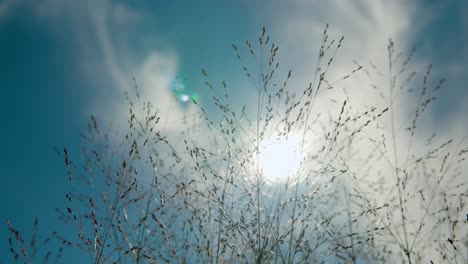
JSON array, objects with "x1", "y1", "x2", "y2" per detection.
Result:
[
  {"x1": 180, "y1": 94, "x2": 190, "y2": 102},
  {"x1": 171, "y1": 77, "x2": 199, "y2": 104}
]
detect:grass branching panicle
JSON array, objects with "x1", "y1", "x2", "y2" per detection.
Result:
[{"x1": 6, "y1": 27, "x2": 467, "y2": 264}]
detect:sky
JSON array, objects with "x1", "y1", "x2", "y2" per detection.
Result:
[{"x1": 0, "y1": 0, "x2": 467, "y2": 262}]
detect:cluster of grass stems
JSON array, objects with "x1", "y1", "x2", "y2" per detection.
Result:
[{"x1": 7, "y1": 26, "x2": 467, "y2": 263}]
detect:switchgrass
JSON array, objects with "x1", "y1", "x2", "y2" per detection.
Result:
[{"x1": 6, "y1": 26, "x2": 467, "y2": 263}]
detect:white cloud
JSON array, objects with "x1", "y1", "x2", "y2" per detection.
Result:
[
  {"x1": 83, "y1": 0, "x2": 197, "y2": 133},
  {"x1": 87, "y1": 0, "x2": 130, "y2": 92},
  {"x1": 264, "y1": 0, "x2": 418, "y2": 96},
  {"x1": 250, "y1": 1, "x2": 467, "y2": 261},
  {"x1": 259, "y1": 0, "x2": 464, "y2": 152},
  {"x1": 1, "y1": 0, "x2": 197, "y2": 136},
  {"x1": 4, "y1": 0, "x2": 194, "y2": 137},
  {"x1": 260, "y1": 0, "x2": 428, "y2": 167},
  {"x1": 132, "y1": 52, "x2": 198, "y2": 131},
  {"x1": 3, "y1": 0, "x2": 465, "y2": 260}
]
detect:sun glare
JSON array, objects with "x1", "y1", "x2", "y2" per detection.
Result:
[{"x1": 259, "y1": 133, "x2": 303, "y2": 180}]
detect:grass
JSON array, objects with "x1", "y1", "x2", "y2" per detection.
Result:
[{"x1": 6, "y1": 26, "x2": 467, "y2": 263}]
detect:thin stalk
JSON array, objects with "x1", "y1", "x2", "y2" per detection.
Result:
[
  {"x1": 345, "y1": 186, "x2": 356, "y2": 264},
  {"x1": 256, "y1": 88, "x2": 262, "y2": 263},
  {"x1": 388, "y1": 41, "x2": 411, "y2": 264},
  {"x1": 215, "y1": 148, "x2": 232, "y2": 263}
]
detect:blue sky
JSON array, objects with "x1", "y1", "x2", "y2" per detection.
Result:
[{"x1": 0, "y1": 0, "x2": 466, "y2": 262}]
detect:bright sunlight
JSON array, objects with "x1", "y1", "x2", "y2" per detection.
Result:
[{"x1": 259, "y1": 133, "x2": 303, "y2": 180}]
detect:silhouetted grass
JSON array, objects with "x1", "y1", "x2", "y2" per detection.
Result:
[{"x1": 6, "y1": 26, "x2": 467, "y2": 263}]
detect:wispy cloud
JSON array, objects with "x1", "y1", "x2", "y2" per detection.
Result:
[
  {"x1": 264, "y1": 0, "x2": 418, "y2": 94},
  {"x1": 85, "y1": 0, "x2": 196, "y2": 131},
  {"x1": 87, "y1": 0, "x2": 130, "y2": 92},
  {"x1": 258, "y1": 0, "x2": 466, "y2": 137},
  {"x1": 17, "y1": 0, "x2": 191, "y2": 132},
  {"x1": 252, "y1": 2, "x2": 467, "y2": 260}
]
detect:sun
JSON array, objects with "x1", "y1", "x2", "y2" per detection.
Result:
[{"x1": 259, "y1": 133, "x2": 303, "y2": 181}]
